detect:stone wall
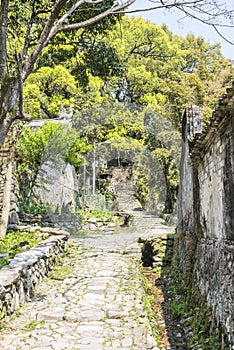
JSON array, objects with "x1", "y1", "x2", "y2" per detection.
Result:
[
  {"x1": 177, "y1": 83, "x2": 234, "y2": 347},
  {"x1": 194, "y1": 238, "x2": 233, "y2": 344},
  {"x1": 140, "y1": 234, "x2": 174, "y2": 268},
  {"x1": 0, "y1": 230, "x2": 69, "y2": 322}
]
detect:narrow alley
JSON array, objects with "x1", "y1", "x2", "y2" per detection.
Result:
[{"x1": 0, "y1": 181, "x2": 175, "y2": 350}]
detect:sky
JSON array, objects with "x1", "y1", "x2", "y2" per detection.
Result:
[{"x1": 126, "y1": 1, "x2": 234, "y2": 60}]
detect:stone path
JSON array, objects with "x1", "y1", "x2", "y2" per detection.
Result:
[{"x1": 0, "y1": 182, "x2": 175, "y2": 349}]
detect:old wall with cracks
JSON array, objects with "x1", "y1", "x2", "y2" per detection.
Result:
[{"x1": 176, "y1": 83, "x2": 234, "y2": 348}]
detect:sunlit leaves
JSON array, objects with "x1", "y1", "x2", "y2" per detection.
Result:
[{"x1": 24, "y1": 65, "x2": 77, "y2": 118}]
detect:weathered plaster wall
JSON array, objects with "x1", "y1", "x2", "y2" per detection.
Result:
[
  {"x1": 177, "y1": 83, "x2": 234, "y2": 348},
  {"x1": 36, "y1": 162, "x2": 79, "y2": 214},
  {"x1": 193, "y1": 95, "x2": 234, "y2": 240}
]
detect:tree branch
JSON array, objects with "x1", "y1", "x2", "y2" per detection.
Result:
[
  {"x1": 123, "y1": 0, "x2": 234, "y2": 45},
  {"x1": 176, "y1": 5, "x2": 234, "y2": 45},
  {"x1": 49, "y1": 0, "x2": 135, "y2": 37},
  {"x1": 22, "y1": 0, "x2": 135, "y2": 81},
  {"x1": 57, "y1": 0, "x2": 119, "y2": 26},
  {"x1": 22, "y1": 0, "x2": 70, "y2": 81},
  {"x1": 122, "y1": 0, "x2": 203, "y2": 13},
  {"x1": 15, "y1": 53, "x2": 27, "y2": 121},
  {"x1": 56, "y1": 0, "x2": 87, "y2": 25},
  {"x1": 22, "y1": 0, "x2": 37, "y2": 60},
  {"x1": 212, "y1": 25, "x2": 234, "y2": 45}
]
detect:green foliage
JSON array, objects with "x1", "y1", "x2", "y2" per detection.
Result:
[
  {"x1": 66, "y1": 137, "x2": 93, "y2": 169},
  {"x1": 165, "y1": 264, "x2": 222, "y2": 349},
  {"x1": 73, "y1": 102, "x2": 144, "y2": 136},
  {"x1": 20, "y1": 15, "x2": 233, "y2": 132},
  {"x1": 78, "y1": 209, "x2": 114, "y2": 221},
  {"x1": 48, "y1": 261, "x2": 72, "y2": 281},
  {"x1": 17, "y1": 122, "x2": 76, "y2": 179},
  {"x1": 24, "y1": 65, "x2": 78, "y2": 119},
  {"x1": 20, "y1": 14, "x2": 232, "y2": 131},
  {"x1": 17, "y1": 123, "x2": 60, "y2": 175},
  {"x1": 170, "y1": 299, "x2": 189, "y2": 319},
  {"x1": 71, "y1": 40, "x2": 123, "y2": 86},
  {"x1": 16, "y1": 122, "x2": 81, "y2": 213},
  {"x1": 152, "y1": 148, "x2": 178, "y2": 213},
  {"x1": 141, "y1": 272, "x2": 161, "y2": 344},
  {"x1": 4, "y1": 2, "x2": 233, "y2": 151},
  {"x1": 97, "y1": 16, "x2": 233, "y2": 127},
  {"x1": 6, "y1": 0, "x2": 119, "y2": 77},
  {"x1": 144, "y1": 110, "x2": 180, "y2": 212},
  {"x1": 11, "y1": 14, "x2": 233, "y2": 218},
  {"x1": 18, "y1": 195, "x2": 47, "y2": 216},
  {"x1": 23, "y1": 320, "x2": 45, "y2": 332},
  {"x1": 74, "y1": 101, "x2": 177, "y2": 212},
  {"x1": 133, "y1": 166, "x2": 148, "y2": 209}
]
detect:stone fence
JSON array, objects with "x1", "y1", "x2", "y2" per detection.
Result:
[
  {"x1": 177, "y1": 82, "x2": 234, "y2": 348},
  {"x1": 0, "y1": 230, "x2": 69, "y2": 323},
  {"x1": 194, "y1": 238, "x2": 233, "y2": 343}
]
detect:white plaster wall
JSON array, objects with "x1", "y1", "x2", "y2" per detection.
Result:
[{"x1": 198, "y1": 139, "x2": 225, "y2": 239}]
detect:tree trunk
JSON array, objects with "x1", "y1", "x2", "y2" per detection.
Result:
[
  {"x1": 0, "y1": 78, "x2": 19, "y2": 145},
  {"x1": 0, "y1": 158, "x2": 13, "y2": 238},
  {"x1": 0, "y1": 79, "x2": 19, "y2": 237},
  {"x1": 162, "y1": 165, "x2": 175, "y2": 214}
]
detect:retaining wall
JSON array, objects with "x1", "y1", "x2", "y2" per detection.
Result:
[{"x1": 0, "y1": 231, "x2": 69, "y2": 322}]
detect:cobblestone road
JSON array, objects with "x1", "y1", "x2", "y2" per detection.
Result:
[{"x1": 0, "y1": 184, "x2": 175, "y2": 350}]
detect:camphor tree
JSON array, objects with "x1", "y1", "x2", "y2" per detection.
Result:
[
  {"x1": 0, "y1": 0, "x2": 135, "y2": 145},
  {"x1": 0, "y1": 0, "x2": 233, "y2": 145}
]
